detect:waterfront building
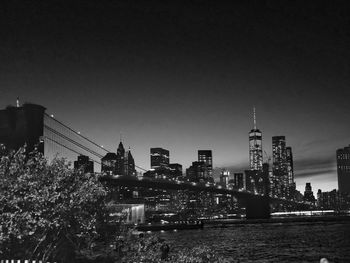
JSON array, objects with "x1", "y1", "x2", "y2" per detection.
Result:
[
  {"x1": 336, "y1": 145, "x2": 350, "y2": 193},
  {"x1": 74, "y1": 155, "x2": 94, "y2": 173},
  {"x1": 220, "y1": 169, "x2": 230, "y2": 188},
  {"x1": 303, "y1": 182, "x2": 315, "y2": 204},
  {"x1": 198, "y1": 150, "x2": 213, "y2": 179},
  {"x1": 249, "y1": 108, "x2": 263, "y2": 171},
  {"x1": 272, "y1": 136, "x2": 288, "y2": 198},
  {"x1": 151, "y1": 147, "x2": 170, "y2": 169}
]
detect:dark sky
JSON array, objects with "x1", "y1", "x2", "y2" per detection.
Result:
[{"x1": 1, "y1": 1, "x2": 349, "y2": 192}]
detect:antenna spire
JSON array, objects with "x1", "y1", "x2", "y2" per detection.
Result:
[
  {"x1": 253, "y1": 107, "x2": 257, "y2": 129},
  {"x1": 120, "y1": 132, "x2": 122, "y2": 142}
]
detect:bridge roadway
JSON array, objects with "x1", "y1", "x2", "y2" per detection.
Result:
[{"x1": 99, "y1": 175, "x2": 309, "y2": 219}]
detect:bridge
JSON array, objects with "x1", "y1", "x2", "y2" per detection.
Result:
[
  {"x1": 0, "y1": 102, "x2": 311, "y2": 219},
  {"x1": 99, "y1": 175, "x2": 311, "y2": 219}
]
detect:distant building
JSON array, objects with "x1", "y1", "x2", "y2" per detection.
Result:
[
  {"x1": 125, "y1": 149, "x2": 136, "y2": 176},
  {"x1": 74, "y1": 155, "x2": 94, "y2": 173},
  {"x1": 198, "y1": 150, "x2": 213, "y2": 179},
  {"x1": 272, "y1": 136, "x2": 288, "y2": 198},
  {"x1": 169, "y1": 163, "x2": 183, "y2": 179},
  {"x1": 337, "y1": 145, "x2": 350, "y2": 193},
  {"x1": 303, "y1": 182, "x2": 315, "y2": 204},
  {"x1": 286, "y1": 146, "x2": 296, "y2": 199},
  {"x1": 249, "y1": 108, "x2": 263, "y2": 171},
  {"x1": 150, "y1": 148, "x2": 169, "y2": 169},
  {"x1": 101, "y1": 152, "x2": 118, "y2": 174},
  {"x1": 186, "y1": 161, "x2": 207, "y2": 182},
  {"x1": 245, "y1": 163, "x2": 269, "y2": 195},
  {"x1": 233, "y1": 173, "x2": 245, "y2": 190},
  {"x1": 116, "y1": 141, "x2": 126, "y2": 175},
  {"x1": 220, "y1": 169, "x2": 230, "y2": 188}
]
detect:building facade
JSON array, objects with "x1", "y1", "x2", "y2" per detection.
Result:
[
  {"x1": 272, "y1": 136, "x2": 288, "y2": 198},
  {"x1": 198, "y1": 150, "x2": 213, "y2": 180},
  {"x1": 337, "y1": 145, "x2": 350, "y2": 193},
  {"x1": 249, "y1": 108, "x2": 263, "y2": 171},
  {"x1": 150, "y1": 148, "x2": 169, "y2": 169}
]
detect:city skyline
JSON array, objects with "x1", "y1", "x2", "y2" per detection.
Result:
[{"x1": 2, "y1": 1, "x2": 349, "y2": 193}]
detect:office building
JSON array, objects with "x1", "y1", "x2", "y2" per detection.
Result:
[
  {"x1": 116, "y1": 141, "x2": 125, "y2": 175},
  {"x1": 337, "y1": 145, "x2": 350, "y2": 193},
  {"x1": 198, "y1": 150, "x2": 213, "y2": 178},
  {"x1": 169, "y1": 163, "x2": 183, "y2": 179},
  {"x1": 249, "y1": 108, "x2": 263, "y2": 171},
  {"x1": 303, "y1": 182, "x2": 315, "y2": 204},
  {"x1": 272, "y1": 136, "x2": 288, "y2": 198},
  {"x1": 150, "y1": 148, "x2": 169, "y2": 169},
  {"x1": 220, "y1": 169, "x2": 230, "y2": 188},
  {"x1": 233, "y1": 173, "x2": 245, "y2": 190},
  {"x1": 286, "y1": 146, "x2": 295, "y2": 198},
  {"x1": 245, "y1": 163, "x2": 269, "y2": 196},
  {"x1": 186, "y1": 161, "x2": 207, "y2": 182},
  {"x1": 125, "y1": 149, "x2": 136, "y2": 177}
]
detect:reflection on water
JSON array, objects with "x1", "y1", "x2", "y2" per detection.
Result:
[{"x1": 160, "y1": 220, "x2": 350, "y2": 262}]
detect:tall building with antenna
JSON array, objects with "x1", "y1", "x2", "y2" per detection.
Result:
[{"x1": 249, "y1": 107, "x2": 263, "y2": 171}]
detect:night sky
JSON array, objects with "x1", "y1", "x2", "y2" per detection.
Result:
[{"x1": 1, "y1": 1, "x2": 349, "y2": 192}]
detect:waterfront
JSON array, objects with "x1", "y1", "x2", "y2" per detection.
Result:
[{"x1": 160, "y1": 219, "x2": 350, "y2": 262}]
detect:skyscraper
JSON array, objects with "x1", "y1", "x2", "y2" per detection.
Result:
[
  {"x1": 125, "y1": 149, "x2": 136, "y2": 176},
  {"x1": 116, "y1": 141, "x2": 126, "y2": 175},
  {"x1": 233, "y1": 173, "x2": 245, "y2": 190},
  {"x1": 220, "y1": 169, "x2": 230, "y2": 188},
  {"x1": 186, "y1": 161, "x2": 207, "y2": 182},
  {"x1": 272, "y1": 136, "x2": 288, "y2": 198},
  {"x1": 249, "y1": 108, "x2": 263, "y2": 171},
  {"x1": 198, "y1": 150, "x2": 213, "y2": 179},
  {"x1": 337, "y1": 145, "x2": 350, "y2": 193},
  {"x1": 303, "y1": 182, "x2": 315, "y2": 204},
  {"x1": 286, "y1": 146, "x2": 295, "y2": 198},
  {"x1": 150, "y1": 148, "x2": 169, "y2": 169}
]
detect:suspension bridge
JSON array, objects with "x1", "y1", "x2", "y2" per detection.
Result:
[{"x1": 0, "y1": 102, "x2": 311, "y2": 219}]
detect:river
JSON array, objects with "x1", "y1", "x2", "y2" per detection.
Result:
[{"x1": 159, "y1": 219, "x2": 350, "y2": 262}]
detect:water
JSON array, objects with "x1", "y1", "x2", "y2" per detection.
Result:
[{"x1": 159, "y1": 219, "x2": 350, "y2": 262}]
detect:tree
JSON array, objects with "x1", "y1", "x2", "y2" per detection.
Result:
[{"x1": 0, "y1": 148, "x2": 109, "y2": 262}]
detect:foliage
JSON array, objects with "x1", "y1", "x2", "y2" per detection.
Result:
[
  {"x1": 118, "y1": 233, "x2": 231, "y2": 263},
  {"x1": 0, "y1": 148, "x2": 109, "y2": 262}
]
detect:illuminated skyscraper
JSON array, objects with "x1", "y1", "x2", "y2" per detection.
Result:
[
  {"x1": 337, "y1": 145, "x2": 350, "y2": 193},
  {"x1": 286, "y1": 146, "x2": 295, "y2": 198},
  {"x1": 249, "y1": 108, "x2": 263, "y2": 171},
  {"x1": 198, "y1": 150, "x2": 213, "y2": 179},
  {"x1": 220, "y1": 169, "x2": 230, "y2": 188},
  {"x1": 272, "y1": 136, "x2": 288, "y2": 198}
]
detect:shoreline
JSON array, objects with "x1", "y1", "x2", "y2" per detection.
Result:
[{"x1": 204, "y1": 215, "x2": 350, "y2": 226}]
